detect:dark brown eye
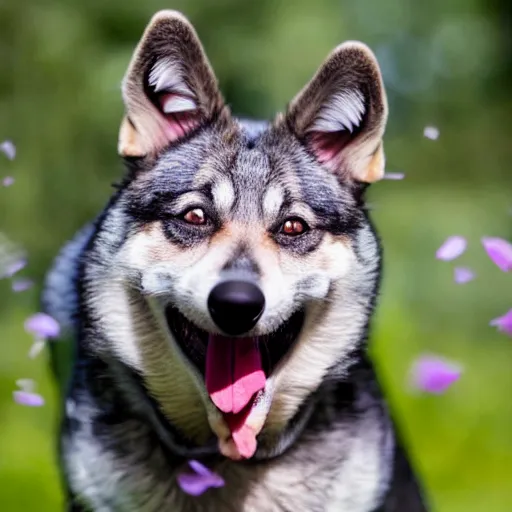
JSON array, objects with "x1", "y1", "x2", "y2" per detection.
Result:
[
  {"x1": 183, "y1": 208, "x2": 206, "y2": 225},
  {"x1": 281, "y1": 218, "x2": 308, "y2": 236}
]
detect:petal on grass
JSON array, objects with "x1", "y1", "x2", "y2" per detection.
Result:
[
  {"x1": 489, "y1": 309, "x2": 512, "y2": 337},
  {"x1": 0, "y1": 140, "x2": 16, "y2": 160},
  {"x1": 3, "y1": 176, "x2": 14, "y2": 187},
  {"x1": 481, "y1": 237, "x2": 512, "y2": 272},
  {"x1": 13, "y1": 390, "x2": 45, "y2": 407},
  {"x1": 24, "y1": 313, "x2": 60, "y2": 339},
  {"x1": 15, "y1": 378, "x2": 35, "y2": 392},
  {"x1": 436, "y1": 236, "x2": 467, "y2": 261},
  {"x1": 454, "y1": 267, "x2": 475, "y2": 284},
  {"x1": 12, "y1": 278, "x2": 34, "y2": 292},
  {"x1": 2, "y1": 258, "x2": 27, "y2": 278},
  {"x1": 410, "y1": 355, "x2": 462, "y2": 394},
  {"x1": 383, "y1": 172, "x2": 405, "y2": 180},
  {"x1": 0, "y1": 234, "x2": 27, "y2": 278},
  {"x1": 423, "y1": 126, "x2": 440, "y2": 140},
  {"x1": 28, "y1": 339, "x2": 46, "y2": 359}
]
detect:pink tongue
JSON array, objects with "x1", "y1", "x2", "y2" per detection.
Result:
[{"x1": 206, "y1": 335, "x2": 266, "y2": 415}]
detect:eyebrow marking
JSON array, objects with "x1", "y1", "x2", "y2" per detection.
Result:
[
  {"x1": 262, "y1": 185, "x2": 285, "y2": 224},
  {"x1": 211, "y1": 179, "x2": 235, "y2": 216}
]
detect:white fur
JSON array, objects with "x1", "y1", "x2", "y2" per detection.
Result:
[
  {"x1": 312, "y1": 89, "x2": 365, "y2": 133},
  {"x1": 162, "y1": 96, "x2": 196, "y2": 113},
  {"x1": 211, "y1": 179, "x2": 235, "y2": 216},
  {"x1": 149, "y1": 58, "x2": 194, "y2": 97},
  {"x1": 148, "y1": 58, "x2": 197, "y2": 114},
  {"x1": 262, "y1": 185, "x2": 284, "y2": 224}
]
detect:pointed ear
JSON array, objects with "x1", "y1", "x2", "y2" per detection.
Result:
[
  {"x1": 285, "y1": 42, "x2": 388, "y2": 183},
  {"x1": 118, "y1": 10, "x2": 226, "y2": 157}
]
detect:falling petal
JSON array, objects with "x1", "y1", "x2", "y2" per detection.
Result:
[
  {"x1": 383, "y1": 172, "x2": 405, "y2": 180},
  {"x1": 13, "y1": 390, "x2": 45, "y2": 407},
  {"x1": 12, "y1": 278, "x2": 34, "y2": 292},
  {"x1": 177, "y1": 474, "x2": 216, "y2": 496},
  {"x1": 436, "y1": 236, "x2": 467, "y2": 261},
  {"x1": 28, "y1": 339, "x2": 46, "y2": 359},
  {"x1": 24, "y1": 313, "x2": 60, "y2": 339},
  {"x1": 2, "y1": 258, "x2": 27, "y2": 278},
  {"x1": 410, "y1": 355, "x2": 462, "y2": 394},
  {"x1": 423, "y1": 126, "x2": 440, "y2": 140},
  {"x1": 0, "y1": 234, "x2": 26, "y2": 278},
  {"x1": 489, "y1": 309, "x2": 512, "y2": 337},
  {"x1": 3, "y1": 176, "x2": 14, "y2": 187},
  {"x1": 481, "y1": 237, "x2": 512, "y2": 272},
  {"x1": 0, "y1": 140, "x2": 16, "y2": 160},
  {"x1": 454, "y1": 267, "x2": 475, "y2": 284},
  {"x1": 188, "y1": 460, "x2": 214, "y2": 477},
  {"x1": 177, "y1": 460, "x2": 225, "y2": 496},
  {"x1": 15, "y1": 378, "x2": 35, "y2": 392}
]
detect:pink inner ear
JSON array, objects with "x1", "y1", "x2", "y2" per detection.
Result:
[
  {"x1": 157, "y1": 92, "x2": 201, "y2": 142},
  {"x1": 309, "y1": 130, "x2": 353, "y2": 165}
]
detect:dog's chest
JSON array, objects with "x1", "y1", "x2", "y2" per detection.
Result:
[{"x1": 64, "y1": 404, "x2": 392, "y2": 512}]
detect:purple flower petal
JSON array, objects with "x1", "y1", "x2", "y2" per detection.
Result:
[
  {"x1": 410, "y1": 355, "x2": 462, "y2": 394},
  {"x1": 24, "y1": 313, "x2": 60, "y2": 339},
  {"x1": 481, "y1": 237, "x2": 512, "y2": 272},
  {"x1": 3, "y1": 176, "x2": 14, "y2": 187},
  {"x1": 13, "y1": 390, "x2": 45, "y2": 407},
  {"x1": 177, "y1": 460, "x2": 225, "y2": 496},
  {"x1": 177, "y1": 475, "x2": 216, "y2": 496},
  {"x1": 12, "y1": 278, "x2": 34, "y2": 292},
  {"x1": 436, "y1": 236, "x2": 467, "y2": 261},
  {"x1": 188, "y1": 460, "x2": 213, "y2": 477},
  {"x1": 490, "y1": 309, "x2": 512, "y2": 337},
  {"x1": 454, "y1": 267, "x2": 475, "y2": 284},
  {"x1": 0, "y1": 140, "x2": 16, "y2": 160},
  {"x1": 2, "y1": 257, "x2": 26, "y2": 278},
  {"x1": 383, "y1": 172, "x2": 405, "y2": 180},
  {"x1": 423, "y1": 126, "x2": 440, "y2": 140}
]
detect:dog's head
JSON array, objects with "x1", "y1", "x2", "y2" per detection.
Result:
[{"x1": 85, "y1": 10, "x2": 387, "y2": 460}]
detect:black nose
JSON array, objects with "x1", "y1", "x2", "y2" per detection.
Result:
[{"x1": 208, "y1": 280, "x2": 265, "y2": 336}]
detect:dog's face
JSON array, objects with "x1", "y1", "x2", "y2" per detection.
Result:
[{"x1": 85, "y1": 11, "x2": 387, "y2": 460}]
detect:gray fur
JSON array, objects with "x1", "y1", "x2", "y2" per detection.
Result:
[{"x1": 43, "y1": 10, "x2": 429, "y2": 512}]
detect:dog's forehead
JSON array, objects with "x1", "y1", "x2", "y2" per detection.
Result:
[{"x1": 148, "y1": 122, "x2": 350, "y2": 220}]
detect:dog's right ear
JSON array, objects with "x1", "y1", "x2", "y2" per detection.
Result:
[{"x1": 118, "y1": 10, "x2": 226, "y2": 157}]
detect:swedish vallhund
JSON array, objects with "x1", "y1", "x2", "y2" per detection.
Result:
[{"x1": 42, "y1": 10, "x2": 429, "y2": 511}]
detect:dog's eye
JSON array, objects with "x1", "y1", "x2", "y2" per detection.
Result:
[
  {"x1": 281, "y1": 218, "x2": 308, "y2": 236},
  {"x1": 183, "y1": 208, "x2": 207, "y2": 225}
]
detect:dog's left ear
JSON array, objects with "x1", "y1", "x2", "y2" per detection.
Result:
[
  {"x1": 118, "y1": 10, "x2": 226, "y2": 157},
  {"x1": 284, "y1": 42, "x2": 388, "y2": 183}
]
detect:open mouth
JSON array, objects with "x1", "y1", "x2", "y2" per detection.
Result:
[
  {"x1": 164, "y1": 305, "x2": 304, "y2": 458},
  {"x1": 164, "y1": 306, "x2": 304, "y2": 377}
]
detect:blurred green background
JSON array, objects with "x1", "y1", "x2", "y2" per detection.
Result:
[{"x1": 1, "y1": 0, "x2": 511, "y2": 510}]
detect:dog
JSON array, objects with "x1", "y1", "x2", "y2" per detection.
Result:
[{"x1": 42, "y1": 10, "x2": 429, "y2": 511}]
